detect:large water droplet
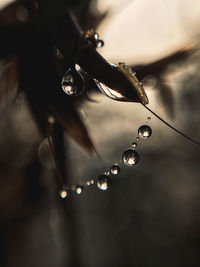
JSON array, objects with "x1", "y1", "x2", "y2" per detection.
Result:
[
  {"x1": 61, "y1": 68, "x2": 84, "y2": 96},
  {"x1": 110, "y1": 164, "x2": 120, "y2": 175},
  {"x1": 97, "y1": 175, "x2": 111, "y2": 191},
  {"x1": 122, "y1": 149, "x2": 139, "y2": 166},
  {"x1": 138, "y1": 125, "x2": 152, "y2": 139},
  {"x1": 76, "y1": 186, "x2": 83, "y2": 195}
]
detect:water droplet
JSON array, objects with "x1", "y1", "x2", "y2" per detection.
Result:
[
  {"x1": 136, "y1": 137, "x2": 140, "y2": 141},
  {"x1": 122, "y1": 149, "x2": 139, "y2": 166},
  {"x1": 38, "y1": 138, "x2": 55, "y2": 168},
  {"x1": 110, "y1": 164, "x2": 120, "y2": 175},
  {"x1": 97, "y1": 40, "x2": 104, "y2": 48},
  {"x1": 143, "y1": 75, "x2": 157, "y2": 89},
  {"x1": 138, "y1": 125, "x2": 152, "y2": 139},
  {"x1": 61, "y1": 68, "x2": 84, "y2": 96},
  {"x1": 104, "y1": 171, "x2": 110, "y2": 176},
  {"x1": 90, "y1": 179, "x2": 95, "y2": 185},
  {"x1": 94, "y1": 32, "x2": 99, "y2": 40},
  {"x1": 76, "y1": 186, "x2": 83, "y2": 195},
  {"x1": 59, "y1": 190, "x2": 68, "y2": 199},
  {"x1": 86, "y1": 181, "x2": 91, "y2": 186},
  {"x1": 131, "y1": 142, "x2": 137, "y2": 148},
  {"x1": 97, "y1": 175, "x2": 111, "y2": 191}
]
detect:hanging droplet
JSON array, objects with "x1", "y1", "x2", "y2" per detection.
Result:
[
  {"x1": 131, "y1": 142, "x2": 137, "y2": 148},
  {"x1": 59, "y1": 189, "x2": 68, "y2": 199},
  {"x1": 76, "y1": 186, "x2": 84, "y2": 195},
  {"x1": 138, "y1": 125, "x2": 152, "y2": 139},
  {"x1": 61, "y1": 68, "x2": 84, "y2": 96},
  {"x1": 97, "y1": 175, "x2": 111, "y2": 191},
  {"x1": 122, "y1": 149, "x2": 139, "y2": 166},
  {"x1": 110, "y1": 164, "x2": 120, "y2": 175}
]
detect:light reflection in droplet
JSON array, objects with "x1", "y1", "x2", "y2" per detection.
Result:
[
  {"x1": 59, "y1": 190, "x2": 68, "y2": 199},
  {"x1": 76, "y1": 186, "x2": 83, "y2": 195}
]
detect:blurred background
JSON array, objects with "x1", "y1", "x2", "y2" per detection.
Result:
[{"x1": 1, "y1": 0, "x2": 200, "y2": 266}]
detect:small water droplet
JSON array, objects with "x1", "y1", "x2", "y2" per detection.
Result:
[
  {"x1": 97, "y1": 175, "x2": 111, "y2": 191},
  {"x1": 143, "y1": 75, "x2": 157, "y2": 89},
  {"x1": 131, "y1": 142, "x2": 137, "y2": 148},
  {"x1": 104, "y1": 171, "x2": 110, "y2": 176},
  {"x1": 138, "y1": 125, "x2": 152, "y2": 139},
  {"x1": 110, "y1": 164, "x2": 120, "y2": 175},
  {"x1": 94, "y1": 32, "x2": 99, "y2": 40},
  {"x1": 86, "y1": 181, "x2": 91, "y2": 186},
  {"x1": 136, "y1": 137, "x2": 140, "y2": 141},
  {"x1": 90, "y1": 179, "x2": 95, "y2": 185},
  {"x1": 59, "y1": 190, "x2": 68, "y2": 199},
  {"x1": 61, "y1": 68, "x2": 84, "y2": 96},
  {"x1": 97, "y1": 40, "x2": 104, "y2": 48},
  {"x1": 76, "y1": 186, "x2": 83, "y2": 195},
  {"x1": 122, "y1": 149, "x2": 139, "y2": 166}
]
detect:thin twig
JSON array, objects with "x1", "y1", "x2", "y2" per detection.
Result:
[
  {"x1": 143, "y1": 104, "x2": 200, "y2": 147},
  {"x1": 46, "y1": 123, "x2": 64, "y2": 187}
]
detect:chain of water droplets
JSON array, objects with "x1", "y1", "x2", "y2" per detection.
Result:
[
  {"x1": 54, "y1": 30, "x2": 153, "y2": 198},
  {"x1": 47, "y1": 116, "x2": 152, "y2": 199}
]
